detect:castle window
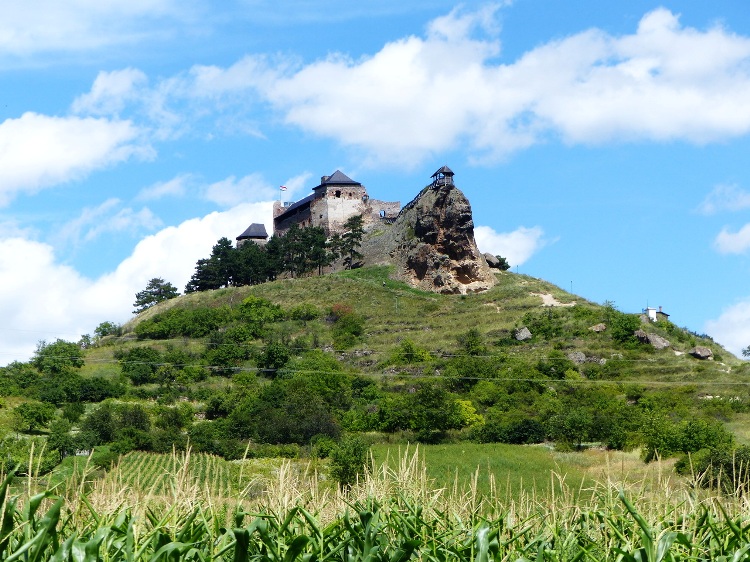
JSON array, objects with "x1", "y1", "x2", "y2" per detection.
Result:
[{"x1": 335, "y1": 190, "x2": 341, "y2": 198}]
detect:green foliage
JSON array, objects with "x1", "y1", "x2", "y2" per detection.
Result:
[
  {"x1": 134, "y1": 305, "x2": 233, "y2": 339},
  {"x1": 522, "y1": 309, "x2": 565, "y2": 340},
  {"x1": 94, "y1": 320, "x2": 122, "y2": 340},
  {"x1": 256, "y1": 341, "x2": 292, "y2": 374},
  {"x1": 457, "y1": 328, "x2": 487, "y2": 356},
  {"x1": 536, "y1": 350, "x2": 577, "y2": 379},
  {"x1": 13, "y1": 400, "x2": 55, "y2": 432},
  {"x1": 133, "y1": 277, "x2": 179, "y2": 313},
  {"x1": 678, "y1": 444, "x2": 750, "y2": 492},
  {"x1": 641, "y1": 414, "x2": 734, "y2": 462},
  {"x1": 288, "y1": 303, "x2": 320, "y2": 322},
  {"x1": 390, "y1": 339, "x2": 431, "y2": 364},
  {"x1": 116, "y1": 346, "x2": 162, "y2": 385},
  {"x1": 341, "y1": 214, "x2": 365, "y2": 269},
  {"x1": 185, "y1": 237, "x2": 236, "y2": 292},
  {"x1": 330, "y1": 435, "x2": 371, "y2": 487},
  {"x1": 329, "y1": 304, "x2": 365, "y2": 348},
  {"x1": 605, "y1": 303, "x2": 641, "y2": 344},
  {"x1": 32, "y1": 339, "x2": 84, "y2": 376},
  {"x1": 495, "y1": 255, "x2": 511, "y2": 271}
]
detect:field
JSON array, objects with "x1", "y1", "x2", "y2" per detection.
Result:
[{"x1": 4, "y1": 444, "x2": 750, "y2": 560}]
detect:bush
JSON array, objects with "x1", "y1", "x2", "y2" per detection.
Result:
[
  {"x1": 330, "y1": 435, "x2": 371, "y2": 487},
  {"x1": 329, "y1": 305, "x2": 365, "y2": 349}
]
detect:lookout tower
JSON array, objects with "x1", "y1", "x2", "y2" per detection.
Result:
[{"x1": 431, "y1": 165, "x2": 454, "y2": 187}]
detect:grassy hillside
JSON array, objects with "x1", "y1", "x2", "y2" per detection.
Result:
[{"x1": 114, "y1": 265, "x2": 742, "y2": 385}]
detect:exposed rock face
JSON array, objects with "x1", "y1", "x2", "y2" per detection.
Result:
[
  {"x1": 361, "y1": 182, "x2": 496, "y2": 294},
  {"x1": 690, "y1": 346, "x2": 714, "y2": 360},
  {"x1": 589, "y1": 323, "x2": 606, "y2": 333}
]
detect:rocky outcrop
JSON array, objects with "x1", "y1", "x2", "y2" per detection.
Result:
[
  {"x1": 589, "y1": 323, "x2": 606, "y2": 333},
  {"x1": 360, "y1": 182, "x2": 496, "y2": 294}
]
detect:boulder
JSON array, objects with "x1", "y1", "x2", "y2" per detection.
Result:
[
  {"x1": 690, "y1": 346, "x2": 714, "y2": 360},
  {"x1": 484, "y1": 253, "x2": 501, "y2": 268},
  {"x1": 567, "y1": 351, "x2": 586, "y2": 364},
  {"x1": 589, "y1": 323, "x2": 606, "y2": 333},
  {"x1": 647, "y1": 333, "x2": 671, "y2": 350},
  {"x1": 515, "y1": 327, "x2": 532, "y2": 341},
  {"x1": 634, "y1": 329, "x2": 649, "y2": 343}
]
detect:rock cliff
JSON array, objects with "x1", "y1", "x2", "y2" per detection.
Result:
[{"x1": 361, "y1": 182, "x2": 496, "y2": 294}]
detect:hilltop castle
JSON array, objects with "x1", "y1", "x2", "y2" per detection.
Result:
[{"x1": 271, "y1": 170, "x2": 401, "y2": 237}]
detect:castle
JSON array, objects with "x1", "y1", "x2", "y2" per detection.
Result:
[{"x1": 271, "y1": 170, "x2": 401, "y2": 237}]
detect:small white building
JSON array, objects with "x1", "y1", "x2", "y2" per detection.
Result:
[{"x1": 643, "y1": 306, "x2": 670, "y2": 322}]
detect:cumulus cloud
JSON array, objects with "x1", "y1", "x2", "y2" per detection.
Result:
[
  {"x1": 714, "y1": 224, "x2": 750, "y2": 254},
  {"x1": 154, "y1": 6, "x2": 750, "y2": 165},
  {"x1": 704, "y1": 299, "x2": 750, "y2": 357},
  {"x1": 0, "y1": 200, "x2": 273, "y2": 364},
  {"x1": 0, "y1": 113, "x2": 149, "y2": 205},
  {"x1": 474, "y1": 225, "x2": 546, "y2": 266},
  {"x1": 698, "y1": 184, "x2": 750, "y2": 215}
]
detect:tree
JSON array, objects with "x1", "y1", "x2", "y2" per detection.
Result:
[
  {"x1": 495, "y1": 255, "x2": 511, "y2": 271},
  {"x1": 32, "y1": 339, "x2": 84, "y2": 376},
  {"x1": 743, "y1": 345, "x2": 750, "y2": 358},
  {"x1": 13, "y1": 401, "x2": 56, "y2": 433},
  {"x1": 94, "y1": 321, "x2": 121, "y2": 340},
  {"x1": 133, "y1": 278, "x2": 179, "y2": 313},
  {"x1": 48, "y1": 418, "x2": 75, "y2": 461},
  {"x1": 330, "y1": 435, "x2": 371, "y2": 487},
  {"x1": 340, "y1": 215, "x2": 365, "y2": 269}
]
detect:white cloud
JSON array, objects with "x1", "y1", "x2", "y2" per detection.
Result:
[
  {"x1": 58, "y1": 198, "x2": 163, "y2": 245},
  {"x1": 0, "y1": 112, "x2": 149, "y2": 205},
  {"x1": 204, "y1": 171, "x2": 312, "y2": 207},
  {"x1": 0, "y1": 200, "x2": 273, "y2": 364},
  {"x1": 137, "y1": 174, "x2": 192, "y2": 201},
  {"x1": 704, "y1": 299, "x2": 750, "y2": 358},
  {"x1": 158, "y1": 6, "x2": 750, "y2": 165},
  {"x1": 72, "y1": 68, "x2": 149, "y2": 117},
  {"x1": 0, "y1": 0, "x2": 193, "y2": 57},
  {"x1": 714, "y1": 224, "x2": 750, "y2": 254},
  {"x1": 474, "y1": 225, "x2": 546, "y2": 266},
  {"x1": 698, "y1": 184, "x2": 750, "y2": 215}
]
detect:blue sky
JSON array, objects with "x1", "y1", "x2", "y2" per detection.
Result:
[{"x1": 2, "y1": 0, "x2": 750, "y2": 364}]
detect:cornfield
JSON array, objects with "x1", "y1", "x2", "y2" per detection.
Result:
[{"x1": 3, "y1": 448, "x2": 750, "y2": 561}]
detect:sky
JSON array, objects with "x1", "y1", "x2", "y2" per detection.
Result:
[{"x1": 2, "y1": 0, "x2": 750, "y2": 364}]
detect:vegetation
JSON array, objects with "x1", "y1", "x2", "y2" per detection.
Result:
[
  {"x1": 133, "y1": 277, "x2": 180, "y2": 313},
  {"x1": 4, "y1": 447, "x2": 750, "y2": 560},
  {"x1": 0, "y1": 264, "x2": 748, "y2": 549}
]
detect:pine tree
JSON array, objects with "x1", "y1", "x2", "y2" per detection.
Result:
[{"x1": 133, "y1": 278, "x2": 180, "y2": 313}]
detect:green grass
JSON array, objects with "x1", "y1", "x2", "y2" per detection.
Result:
[{"x1": 372, "y1": 442, "x2": 599, "y2": 502}]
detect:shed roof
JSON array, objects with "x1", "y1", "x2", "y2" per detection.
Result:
[
  {"x1": 431, "y1": 165, "x2": 454, "y2": 178},
  {"x1": 237, "y1": 223, "x2": 268, "y2": 240}
]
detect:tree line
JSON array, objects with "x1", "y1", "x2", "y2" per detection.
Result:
[{"x1": 185, "y1": 215, "x2": 365, "y2": 293}]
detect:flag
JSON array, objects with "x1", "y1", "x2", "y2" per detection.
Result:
[{"x1": 279, "y1": 185, "x2": 287, "y2": 191}]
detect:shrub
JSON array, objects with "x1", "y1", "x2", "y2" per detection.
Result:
[{"x1": 330, "y1": 435, "x2": 371, "y2": 487}]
